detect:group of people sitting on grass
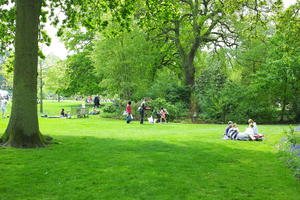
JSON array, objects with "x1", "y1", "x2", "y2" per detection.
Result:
[{"x1": 224, "y1": 119, "x2": 264, "y2": 141}]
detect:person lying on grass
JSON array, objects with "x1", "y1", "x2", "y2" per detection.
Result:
[
  {"x1": 89, "y1": 109, "x2": 100, "y2": 115},
  {"x1": 227, "y1": 123, "x2": 262, "y2": 141}
]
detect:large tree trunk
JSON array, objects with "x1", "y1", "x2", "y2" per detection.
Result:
[
  {"x1": 183, "y1": 56, "x2": 195, "y2": 87},
  {"x1": 182, "y1": 52, "x2": 198, "y2": 120},
  {"x1": 2, "y1": 0, "x2": 44, "y2": 148}
]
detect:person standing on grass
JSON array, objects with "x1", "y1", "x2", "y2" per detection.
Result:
[
  {"x1": 0, "y1": 97, "x2": 8, "y2": 118},
  {"x1": 94, "y1": 96, "x2": 100, "y2": 108},
  {"x1": 126, "y1": 101, "x2": 132, "y2": 124},
  {"x1": 139, "y1": 99, "x2": 146, "y2": 124}
]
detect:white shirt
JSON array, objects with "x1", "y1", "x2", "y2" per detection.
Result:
[
  {"x1": 0, "y1": 99, "x2": 7, "y2": 109},
  {"x1": 244, "y1": 127, "x2": 255, "y2": 136},
  {"x1": 253, "y1": 122, "x2": 259, "y2": 135}
]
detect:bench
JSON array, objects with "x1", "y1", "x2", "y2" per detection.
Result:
[{"x1": 69, "y1": 106, "x2": 89, "y2": 118}]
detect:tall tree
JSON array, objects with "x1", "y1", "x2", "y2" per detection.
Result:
[
  {"x1": 44, "y1": 59, "x2": 68, "y2": 100},
  {"x1": 264, "y1": 2, "x2": 300, "y2": 121},
  {"x1": 0, "y1": 0, "x2": 135, "y2": 147},
  {"x1": 3, "y1": 0, "x2": 44, "y2": 147},
  {"x1": 137, "y1": 0, "x2": 279, "y2": 114},
  {"x1": 92, "y1": 29, "x2": 160, "y2": 100}
]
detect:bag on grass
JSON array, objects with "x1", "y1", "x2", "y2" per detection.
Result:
[{"x1": 122, "y1": 111, "x2": 128, "y2": 116}]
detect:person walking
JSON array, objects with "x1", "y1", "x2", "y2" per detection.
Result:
[{"x1": 126, "y1": 101, "x2": 132, "y2": 124}]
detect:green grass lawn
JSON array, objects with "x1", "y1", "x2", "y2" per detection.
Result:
[{"x1": 0, "y1": 101, "x2": 300, "y2": 200}]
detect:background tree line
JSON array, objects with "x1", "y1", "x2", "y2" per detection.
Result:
[
  {"x1": 0, "y1": 0, "x2": 299, "y2": 134},
  {"x1": 37, "y1": 0, "x2": 299, "y2": 123}
]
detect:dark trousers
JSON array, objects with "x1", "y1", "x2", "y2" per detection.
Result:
[
  {"x1": 140, "y1": 111, "x2": 144, "y2": 124},
  {"x1": 126, "y1": 115, "x2": 132, "y2": 124}
]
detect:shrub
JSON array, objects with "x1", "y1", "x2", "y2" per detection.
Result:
[
  {"x1": 148, "y1": 98, "x2": 189, "y2": 121},
  {"x1": 197, "y1": 80, "x2": 277, "y2": 123},
  {"x1": 279, "y1": 127, "x2": 300, "y2": 180},
  {"x1": 102, "y1": 103, "x2": 118, "y2": 113}
]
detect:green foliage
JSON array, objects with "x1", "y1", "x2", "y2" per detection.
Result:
[
  {"x1": 0, "y1": 3, "x2": 15, "y2": 54},
  {"x1": 0, "y1": 53, "x2": 13, "y2": 91},
  {"x1": 102, "y1": 103, "x2": 118, "y2": 114},
  {"x1": 148, "y1": 98, "x2": 188, "y2": 121},
  {"x1": 145, "y1": 68, "x2": 189, "y2": 104},
  {"x1": 265, "y1": 3, "x2": 300, "y2": 121},
  {"x1": 196, "y1": 51, "x2": 277, "y2": 123},
  {"x1": 92, "y1": 29, "x2": 160, "y2": 100},
  {"x1": 2, "y1": 0, "x2": 298, "y2": 124},
  {"x1": 62, "y1": 50, "x2": 100, "y2": 96},
  {"x1": 44, "y1": 60, "x2": 68, "y2": 96}
]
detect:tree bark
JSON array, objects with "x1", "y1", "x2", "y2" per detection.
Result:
[
  {"x1": 2, "y1": 0, "x2": 44, "y2": 148},
  {"x1": 182, "y1": 51, "x2": 198, "y2": 119},
  {"x1": 183, "y1": 34, "x2": 201, "y2": 116}
]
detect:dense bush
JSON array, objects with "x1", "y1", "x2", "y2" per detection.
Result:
[
  {"x1": 102, "y1": 103, "x2": 118, "y2": 113},
  {"x1": 147, "y1": 98, "x2": 188, "y2": 121},
  {"x1": 196, "y1": 64, "x2": 277, "y2": 123}
]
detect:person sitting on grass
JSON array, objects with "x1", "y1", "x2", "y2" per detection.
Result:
[
  {"x1": 224, "y1": 121, "x2": 233, "y2": 139},
  {"x1": 89, "y1": 109, "x2": 100, "y2": 115},
  {"x1": 236, "y1": 123, "x2": 256, "y2": 141},
  {"x1": 148, "y1": 115, "x2": 155, "y2": 124},
  {"x1": 248, "y1": 119, "x2": 264, "y2": 140},
  {"x1": 248, "y1": 119, "x2": 259, "y2": 135},
  {"x1": 228, "y1": 123, "x2": 264, "y2": 141},
  {"x1": 228, "y1": 123, "x2": 240, "y2": 140},
  {"x1": 160, "y1": 107, "x2": 167, "y2": 123},
  {"x1": 60, "y1": 108, "x2": 68, "y2": 118}
]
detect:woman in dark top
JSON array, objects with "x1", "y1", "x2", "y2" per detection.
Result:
[{"x1": 139, "y1": 100, "x2": 146, "y2": 124}]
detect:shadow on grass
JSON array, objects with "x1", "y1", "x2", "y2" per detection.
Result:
[{"x1": 0, "y1": 136, "x2": 300, "y2": 200}]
